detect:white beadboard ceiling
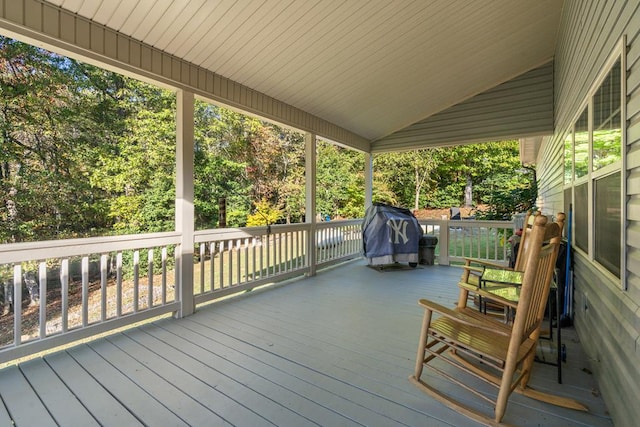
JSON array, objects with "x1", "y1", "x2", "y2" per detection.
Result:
[{"x1": 43, "y1": 0, "x2": 563, "y2": 143}]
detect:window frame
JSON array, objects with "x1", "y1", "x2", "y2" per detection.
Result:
[{"x1": 562, "y1": 36, "x2": 626, "y2": 289}]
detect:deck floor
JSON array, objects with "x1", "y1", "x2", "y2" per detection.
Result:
[{"x1": 0, "y1": 260, "x2": 612, "y2": 426}]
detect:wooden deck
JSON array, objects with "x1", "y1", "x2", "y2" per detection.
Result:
[{"x1": 0, "y1": 260, "x2": 612, "y2": 426}]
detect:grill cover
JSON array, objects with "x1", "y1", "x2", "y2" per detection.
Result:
[{"x1": 362, "y1": 203, "x2": 423, "y2": 265}]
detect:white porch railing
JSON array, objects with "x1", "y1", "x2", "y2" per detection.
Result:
[
  {"x1": 192, "y1": 219, "x2": 362, "y2": 306},
  {"x1": 418, "y1": 219, "x2": 514, "y2": 266},
  {"x1": 315, "y1": 219, "x2": 362, "y2": 268},
  {"x1": 0, "y1": 218, "x2": 512, "y2": 364},
  {"x1": 0, "y1": 221, "x2": 362, "y2": 363},
  {"x1": 0, "y1": 232, "x2": 181, "y2": 364}
]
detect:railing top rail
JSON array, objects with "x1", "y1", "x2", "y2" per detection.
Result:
[
  {"x1": 418, "y1": 219, "x2": 514, "y2": 228},
  {"x1": 315, "y1": 219, "x2": 361, "y2": 229},
  {"x1": 194, "y1": 220, "x2": 362, "y2": 243},
  {"x1": 194, "y1": 223, "x2": 311, "y2": 243},
  {"x1": 0, "y1": 231, "x2": 181, "y2": 264}
]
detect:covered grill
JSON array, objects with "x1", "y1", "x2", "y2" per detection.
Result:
[{"x1": 362, "y1": 203, "x2": 423, "y2": 267}]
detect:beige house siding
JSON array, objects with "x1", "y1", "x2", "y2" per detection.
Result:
[
  {"x1": 537, "y1": 1, "x2": 640, "y2": 425},
  {"x1": 372, "y1": 61, "x2": 554, "y2": 152}
]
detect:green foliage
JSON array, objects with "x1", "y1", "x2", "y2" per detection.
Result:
[
  {"x1": 373, "y1": 149, "x2": 439, "y2": 210},
  {"x1": 109, "y1": 195, "x2": 143, "y2": 232},
  {"x1": 475, "y1": 167, "x2": 537, "y2": 220},
  {"x1": 246, "y1": 199, "x2": 282, "y2": 226},
  {"x1": 373, "y1": 141, "x2": 533, "y2": 217},
  {"x1": 193, "y1": 100, "x2": 307, "y2": 227},
  {"x1": 226, "y1": 208, "x2": 249, "y2": 228},
  {"x1": 316, "y1": 141, "x2": 365, "y2": 219},
  {"x1": 424, "y1": 184, "x2": 463, "y2": 209},
  {"x1": 1, "y1": 36, "x2": 178, "y2": 242}
]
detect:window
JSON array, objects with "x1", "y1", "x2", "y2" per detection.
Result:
[
  {"x1": 563, "y1": 42, "x2": 625, "y2": 287},
  {"x1": 563, "y1": 188, "x2": 572, "y2": 239},
  {"x1": 574, "y1": 183, "x2": 588, "y2": 252},
  {"x1": 563, "y1": 132, "x2": 573, "y2": 184},
  {"x1": 594, "y1": 172, "x2": 621, "y2": 276},
  {"x1": 593, "y1": 60, "x2": 622, "y2": 171},
  {"x1": 574, "y1": 108, "x2": 589, "y2": 180}
]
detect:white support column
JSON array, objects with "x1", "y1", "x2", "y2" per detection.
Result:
[
  {"x1": 364, "y1": 152, "x2": 373, "y2": 210},
  {"x1": 305, "y1": 132, "x2": 317, "y2": 276},
  {"x1": 438, "y1": 219, "x2": 450, "y2": 266},
  {"x1": 175, "y1": 90, "x2": 195, "y2": 317}
]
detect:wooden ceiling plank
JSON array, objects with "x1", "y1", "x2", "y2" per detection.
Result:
[
  {"x1": 165, "y1": 0, "x2": 229, "y2": 56},
  {"x1": 179, "y1": 0, "x2": 243, "y2": 66},
  {"x1": 142, "y1": 0, "x2": 199, "y2": 48},
  {"x1": 259, "y1": 0, "x2": 395, "y2": 101},
  {"x1": 120, "y1": 0, "x2": 169, "y2": 38},
  {"x1": 152, "y1": 0, "x2": 207, "y2": 49},
  {"x1": 212, "y1": 1, "x2": 299, "y2": 78},
  {"x1": 215, "y1": 0, "x2": 304, "y2": 79},
  {"x1": 186, "y1": 0, "x2": 271, "y2": 68},
  {"x1": 77, "y1": 0, "x2": 101, "y2": 18},
  {"x1": 216, "y1": 0, "x2": 329, "y2": 85},
  {"x1": 91, "y1": 0, "x2": 123, "y2": 26},
  {"x1": 242, "y1": 0, "x2": 369, "y2": 93}
]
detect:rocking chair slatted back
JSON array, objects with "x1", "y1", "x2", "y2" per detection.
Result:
[
  {"x1": 515, "y1": 211, "x2": 564, "y2": 272},
  {"x1": 513, "y1": 210, "x2": 534, "y2": 271}
]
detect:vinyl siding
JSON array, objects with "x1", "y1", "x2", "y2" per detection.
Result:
[
  {"x1": 537, "y1": 1, "x2": 640, "y2": 426},
  {"x1": 0, "y1": 0, "x2": 370, "y2": 152},
  {"x1": 371, "y1": 61, "x2": 554, "y2": 152}
]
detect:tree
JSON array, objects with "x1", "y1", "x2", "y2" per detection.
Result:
[
  {"x1": 194, "y1": 101, "x2": 252, "y2": 228},
  {"x1": 316, "y1": 141, "x2": 364, "y2": 219},
  {"x1": 1, "y1": 38, "x2": 112, "y2": 241},
  {"x1": 193, "y1": 102, "x2": 307, "y2": 227},
  {"x1": 475, "y1": 167, "x2": 537, "y2": 220},
  {"x1": 431, "y1": 141, "x2": 523, "y2": 209},
  {"x1": 373, "y1": 141, "x2": 532, "y2": 216},
  {"x1": 374, "y1": 149, "x2": 438, "y2": 210}
]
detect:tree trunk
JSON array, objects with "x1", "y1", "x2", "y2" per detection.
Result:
[{"x1": 464, "y1": 174, "x2": 472, "y2": 208}]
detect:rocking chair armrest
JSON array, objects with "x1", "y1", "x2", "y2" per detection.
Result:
[
  {"x1": 472, "y1": 287, "x2": 519, "y2": 309},
  {"x1": 455, "y1": 264, "x2": 484, "y2": 274},
  {"x1": 462, "y1": 257, "x2": 512, "y2": 270},
  {"x1": 417, "y1": 299, "x2": 511, "y2": 336},
  {"x1": 457, "y1": 281, "x2": 480, "y2": 292}
]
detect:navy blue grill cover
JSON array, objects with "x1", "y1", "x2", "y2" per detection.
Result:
[{"x1": 362, "y1": 203, "x2": 423, "y2": 265}]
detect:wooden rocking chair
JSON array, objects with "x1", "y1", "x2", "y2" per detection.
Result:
[
  {"x1": 456, "y1": 212, "x2": 565, "y2": 323},
  {"x1": 409, "y1": 215, "x2": 586, "y2": 426}
]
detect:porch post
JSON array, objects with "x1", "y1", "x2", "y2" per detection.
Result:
[
  {"x1": 305, "y1": 132, "x2": 317, "y2": 276},
  {"x1": 364, "y1": 152, "x2": 373, "y2": 210},
  {"x1": 175, "y1": 89, "x2": 195, "y2": 317}
]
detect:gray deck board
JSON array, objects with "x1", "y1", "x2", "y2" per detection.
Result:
[
  {"x1": 65, "y1": 345, "x2": 189, "y2": 426},
  {"x1": 120, "y1": 326, "x2": 317, "y2": 426},
  {"x1": 144, "y1": 321, "x2": 396, "y2": 426},
  {"x1": 164, "y1": 318, "x2": 452, "y2": 427},
  {"x1": 0, "y1": 260, "x2": 613, "y2": 426},
  {"x1": 86, "y1": 338, "x2": 231, "y2": 427},
  {"x1": 19, "y1": 358, "x2": 99, "y2": 427},
  {"x1": 0, "y1": 365, "x2": 57, "y2": 427},
  {"x1": 43, "y1": 351, "x2": 143, "y2": 426},
  {"x1": 0, "y1": 396, "x2": 11, "y2": 426}
]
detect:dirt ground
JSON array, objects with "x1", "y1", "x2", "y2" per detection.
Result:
[{"x1": 413, "y1": 205, "x2": 484, "y2": 219}]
